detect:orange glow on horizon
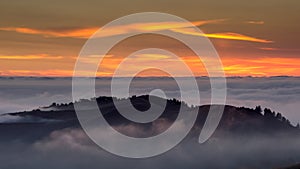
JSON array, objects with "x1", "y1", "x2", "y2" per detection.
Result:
[
  {"x1": 0, "y1": 21, "x2": 296, "y2": 77},
  {"x1": 1, "y1": 55, "x2": 300, "y2": 77}
]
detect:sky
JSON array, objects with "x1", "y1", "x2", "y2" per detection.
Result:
[{"x1": 0, "y1": 0, "x2": 300, "y2": 77}]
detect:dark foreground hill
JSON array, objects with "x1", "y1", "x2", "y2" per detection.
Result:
[
  {"x1": 0, "y1": 95, "x2": 299, "y2": 169},
  {"x1": 277, "y1": 163, "x2": 300, "y2": 169}
]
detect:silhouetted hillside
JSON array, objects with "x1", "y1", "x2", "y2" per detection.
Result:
[
  {"x1": 0, "y1": 95, "x2": 299, "y2": 169},
  {"x1": 1, "y1": 95, "x2": 298, "y2": 141},
  {"x1": 277, "y1": 163, "x2": 300, "y2": 169}
]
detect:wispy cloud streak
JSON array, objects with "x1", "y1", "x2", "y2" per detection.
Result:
[
  {"x1": 0, "y1": 19, "x2": 272, "y2": 43},
  {"x1": 0, "y1": 27, "x2": 98, "y2": 39},
  {"x1": 171, "y1": 28, "x2": 272, "y2": 43},
  {"x1": 0, "y1": 20, "x2": 221, "y2": 39},
  {"x1": 245, "y1": 21, "x2": 265, "y2": 25}
]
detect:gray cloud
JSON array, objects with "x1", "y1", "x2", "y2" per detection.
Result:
[{"x1": 0, "y1": 114, "x2": 59, "y2": 123}]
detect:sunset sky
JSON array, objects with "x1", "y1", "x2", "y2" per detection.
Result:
[{"x1": 0, "y1": 0, "x2": 300, "y2": 77}]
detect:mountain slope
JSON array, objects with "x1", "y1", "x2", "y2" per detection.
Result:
[{"x1": 0, "y1": 95, "x2": 298, "y2": 141}]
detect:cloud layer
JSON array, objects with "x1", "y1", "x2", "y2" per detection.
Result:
[{"x1": 0, "y1": 125, "x2": 299, "y2": 169}]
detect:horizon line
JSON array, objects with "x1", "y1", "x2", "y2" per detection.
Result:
[{"x1": 0, "y1": 75, "x2": 299, "y2": 78}]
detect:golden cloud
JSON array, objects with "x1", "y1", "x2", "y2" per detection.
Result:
[
  {"x1": 171, "y1": 27, "x2": 273, "y2": 43},
  {"x1": 0, "y1": 54, "x2": 63, "y2": 60}
]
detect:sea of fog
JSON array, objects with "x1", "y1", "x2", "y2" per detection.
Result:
[{"x1": 0, "y1": 76, "x2": 299, "y2": 124}]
